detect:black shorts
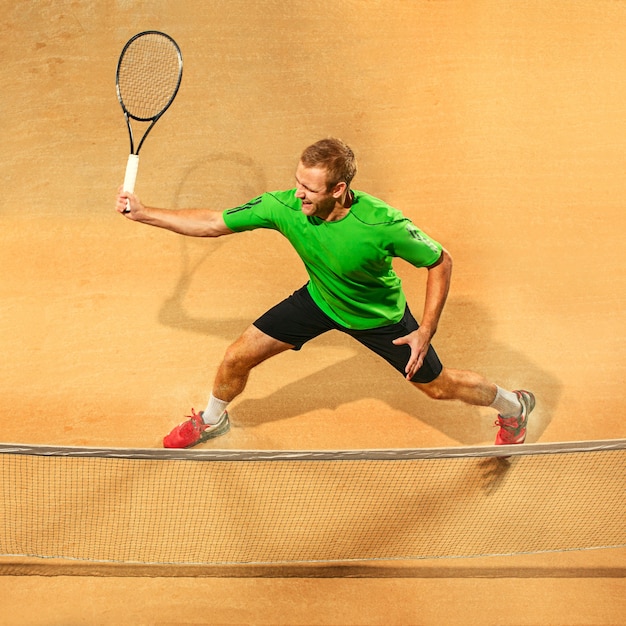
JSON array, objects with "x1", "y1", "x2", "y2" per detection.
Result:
[{"x1": 253, "y1": 285, "x2": 443, "y2": 384}]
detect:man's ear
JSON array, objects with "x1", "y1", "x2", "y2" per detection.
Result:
[{"x1": 331, "y1": 181, "x2": 347, "y2": 198}]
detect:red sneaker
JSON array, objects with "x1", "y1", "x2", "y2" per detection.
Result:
[
  {"x1": 494, "y1": 390, "x2": 535, "y2": 445},
  {"x1": 163, "y1": 409, "x2": 230, "y2": 448}
]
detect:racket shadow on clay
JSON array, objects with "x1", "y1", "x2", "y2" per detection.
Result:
[{"x1": 158, "y1": 152, "x2": 267, "y2": 336}]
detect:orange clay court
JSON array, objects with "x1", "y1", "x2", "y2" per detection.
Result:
[{"x1": 0, "y1": 1, "x2": 625, "y2": 625}]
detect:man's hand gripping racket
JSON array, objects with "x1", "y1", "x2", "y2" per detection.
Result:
[{"x1": 116, "y1": 31, "x2": 183, "y2": 213}]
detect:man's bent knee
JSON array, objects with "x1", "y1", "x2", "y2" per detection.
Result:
[{"x1": 412, "y1": 368, "x2": 453, "y2": 400}]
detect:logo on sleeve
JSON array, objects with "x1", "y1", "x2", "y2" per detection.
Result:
[{"x1": 406, "y1": 224, "x2": 439, "y2": 253}]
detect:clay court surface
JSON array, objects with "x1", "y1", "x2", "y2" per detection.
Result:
[{"x1": 1, "y1": 1, "x2": 625, "y2": 624}]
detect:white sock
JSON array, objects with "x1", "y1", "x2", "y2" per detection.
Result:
[
  {"x1": 202, "y1": 394, "x2": 229, "y2": 425},
  {"x1": 490, "y1": 387, "x2": 522, "y2": 418}
]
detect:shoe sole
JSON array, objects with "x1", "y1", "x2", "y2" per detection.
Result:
[{"x1": 522, "y1": 390, "x2": 536, "y2": 417}]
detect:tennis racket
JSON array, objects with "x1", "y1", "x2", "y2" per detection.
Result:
[{"x1": 116, "y1": 30, "x2": 183, "y2": 212}]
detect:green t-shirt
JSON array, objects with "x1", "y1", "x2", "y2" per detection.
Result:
[{"x1": 223, "y1": 189, "x2": 442, "y2": 330}]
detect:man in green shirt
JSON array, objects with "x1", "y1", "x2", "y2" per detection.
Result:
[{"x1": 115, "y1": 138, "x2": 534, "y2": 449}]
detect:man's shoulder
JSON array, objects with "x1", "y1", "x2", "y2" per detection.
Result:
[
  {"x1": 350, "y1": 190, "x2": 408, "y2": 226},
  {"x1": 223, "y1": 189, "x2": 299, "y2": 228},
  {"x1": 263, "y1": 189, "x2": 299, "y2": 209},
  {"x1": 225, "y1": 189, "x2": 296, "y2": 213}
]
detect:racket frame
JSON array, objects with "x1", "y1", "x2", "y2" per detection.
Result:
[{"x1": 116, "y1": 30, "x2": 184, "y2": 157}]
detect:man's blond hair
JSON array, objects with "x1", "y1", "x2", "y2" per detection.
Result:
[{"x1": 300, "y1": 138, "x2": 357, "y2": 190}]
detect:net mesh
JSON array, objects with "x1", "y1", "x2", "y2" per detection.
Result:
[
  {"x1": 117, "y1": 32, "x2": 182, "y2": 120},
  {"x1": 1, "y1": 441, "x2": 624, "y2": 565}
]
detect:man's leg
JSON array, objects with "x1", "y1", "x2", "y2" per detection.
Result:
[
  {"x1": 212, "y1": 324, "x2": 295, "y2": 404},
  {"x1": 412, "y1": 367, "x2": 497, "y2": 406},
  {"x1": 198, "y1": 286, "x2": 335, "y2": 436},
  {"x1": 163, "y1": 325, "x2": 293, "y2": 448},
  {"x1": 413, "y1": 367, "x2": 535, "y2": 445},
  {"x1": 345, "y1": 305, "x2": 535, "y2": 445}
]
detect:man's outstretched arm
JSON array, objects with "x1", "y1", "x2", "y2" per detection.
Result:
[{"x1": 115, "y1": 189, "x2": 234, "y2": 238}]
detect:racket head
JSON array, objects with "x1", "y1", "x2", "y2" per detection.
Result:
[{"x1": 116, "y1": 31, "x2": 183, "y2": 122}]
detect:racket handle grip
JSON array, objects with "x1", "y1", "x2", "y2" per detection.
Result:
[{"x1": 122, "y1": 154, "x2": 139, "y2": 213}]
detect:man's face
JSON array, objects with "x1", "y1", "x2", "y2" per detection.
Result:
[{"x1": 294, "y1": 162, "x2": 340, "y2": 220}]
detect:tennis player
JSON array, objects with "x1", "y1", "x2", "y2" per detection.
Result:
[{"x1": 115, "y1": 138, "x2": 535, "y2": 448}]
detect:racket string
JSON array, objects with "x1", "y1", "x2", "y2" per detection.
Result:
[{"x1": 118, "y1": 33, "x2": 182, "y2": 120}]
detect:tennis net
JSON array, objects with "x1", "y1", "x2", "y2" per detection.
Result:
[{"x1": 1, "y1": 440, "x2": 624, "y2": 565}]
